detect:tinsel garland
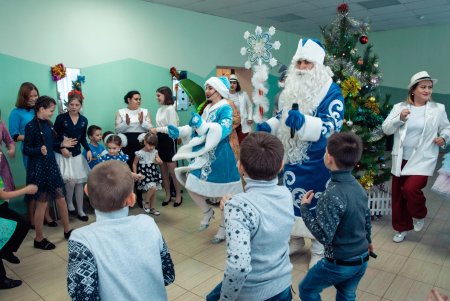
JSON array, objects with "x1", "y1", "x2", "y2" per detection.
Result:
[
  {"x1": 51, "y1": 63, "x2": 66, "y2": 81},
  {"x1": 341, "y1": 76, "x2": 361, "y2": 98}
]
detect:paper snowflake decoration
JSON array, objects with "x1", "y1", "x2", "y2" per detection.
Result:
[{"x1": 241, "y1": 25, "x2": 281, "y2": 69}]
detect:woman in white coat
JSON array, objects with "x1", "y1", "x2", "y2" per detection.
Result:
[
  {"x1": 229, "y1": 74, "x2": 253, "y2": 143},
  {"x1": 382, "y1": 71, "x2": 450, "y2": 243}
]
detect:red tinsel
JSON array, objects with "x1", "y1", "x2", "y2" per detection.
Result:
[
  {"x1": 337, "y1": 3, "x2": 349, "y2": 14},
  {"x1": 68, "y1": 90, "x2": 84, "y2": 100}
]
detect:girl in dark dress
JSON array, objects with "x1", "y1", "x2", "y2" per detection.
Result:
[
  {"x1": 23, "y1": 96, "x2": 76, "y2": 250},
  {"x1": 54, "y1": 91, "x2": 92, "y2": 222}
]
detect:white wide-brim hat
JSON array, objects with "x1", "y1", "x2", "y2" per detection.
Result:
[{"x1": 408, "y1": 71, "x2": 437, "y2": 89}]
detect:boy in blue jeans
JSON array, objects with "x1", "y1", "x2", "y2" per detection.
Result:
[
  {"x1": 299, "y1": 131, "x2": 373, "y2": 301},
  {"x1": 207, "y1": 132, "x2": 295, "y2": 301}
]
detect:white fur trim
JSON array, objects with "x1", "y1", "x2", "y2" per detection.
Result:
[
  {"x1": 173, "y1": 156, "x2": 208, "y2": 186},
  {"x1": 266, "y1": 117, "x2": 280, "y2": 134},
  {"x1": 293, "y1": 39, "x2": 325, "y2": 65},
  {"x1": 297, "y1": 115, "x2": 322, "y2": 142},
  {"x1": 172, "y1": 123, "x2": 222, "y2": 161},
  {"x1": 206, "y1": 77, "x2": 229, "y2": 99},
  {"x1": 178, "y1": 125, "x2": 193, "y2": 139},
  {"x1": 185, "y1": 173, "x2": 243, "y2": 197},
  {"x1": 196, "y1": 118, "x2": 208, "y2": 136}
]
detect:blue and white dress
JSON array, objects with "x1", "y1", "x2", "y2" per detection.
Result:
[{"x1": 173, "y1": 99, "x2": 243, "y2": 197}]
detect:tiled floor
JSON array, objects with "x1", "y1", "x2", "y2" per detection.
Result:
[{"x1": 1, "y1": 177, "x2": 450, "y2": 300}]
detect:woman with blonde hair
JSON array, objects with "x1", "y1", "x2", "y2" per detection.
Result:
[{"x1": 382, "y1": 71, "x2": 450, "y2": 243}]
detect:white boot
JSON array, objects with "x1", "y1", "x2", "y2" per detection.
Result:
[{"x1": 289, "y1": 236, "x2": 305, "y2": 255}]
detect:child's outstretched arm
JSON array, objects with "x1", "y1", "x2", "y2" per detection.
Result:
[
  {"x1": 0, "y1": 184, "x2": 37, "y2": 200},
  {"x1": 132, "y1": 155, "x2": 139, "y2": 174},
  {"x1": 154, "y1": 153, "x2": 163, "y2": 165},
  {"x1": 300, "y1": 190, "x2": 346, "y2": 246}
]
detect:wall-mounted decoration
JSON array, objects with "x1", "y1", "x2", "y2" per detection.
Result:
[
  {"x1": 56, "y1": 68, "x2": 81, "y2": 113},
  {"x1": 51, "y1": 63, "x2": 67, "y2": 81},
  {"x1": 170, "y1": 67, "x2": 189, "y2": 111}
]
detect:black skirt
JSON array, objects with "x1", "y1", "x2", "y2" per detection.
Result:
[
  {"x1": 157, "y1": 133, "x2": 177, "y2": 162},
  {"x1": 122, "y1": 132, "x2": 143, "y2": 169}
]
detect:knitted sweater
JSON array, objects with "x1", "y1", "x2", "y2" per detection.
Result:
[
  {"x1": 301, "y1": 170, "x2": 372, "y2": 260},
  {"x1": 220, "y1": 177, "x2": 294, "y2": 301},
  {"x1": 67, "y1": 207, "x2": 174, "y2": 301}
]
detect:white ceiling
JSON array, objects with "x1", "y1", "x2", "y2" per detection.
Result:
[{"x1": 143, "y1": 0, "x2": 450, "y2": 36}]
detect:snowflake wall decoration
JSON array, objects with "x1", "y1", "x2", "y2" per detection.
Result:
[{"x1": 241, "y1": 26, "x2": 281, "y2": 69}]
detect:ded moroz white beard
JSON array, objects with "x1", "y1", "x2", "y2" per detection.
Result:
[{"x1": 278, "y1": 62, "x2": 333, "y2": 164}]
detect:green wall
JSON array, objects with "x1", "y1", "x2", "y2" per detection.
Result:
[
  {"x1": 0, "y1": 0, "x2": 288, "y2": 195},
  {"x1": 1, "y1": 0, "x2": 450, "y2": 207},
  {"x1": 370, "y1": 23, "x2": 450, "y2": 94}
]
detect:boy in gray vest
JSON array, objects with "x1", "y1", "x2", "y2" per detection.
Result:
[
  {"x1": 207, "y1": 132, "x2": 295, "y2": 301},
  {"x1": 67, "y1": 161, "x2": 174, "y2": 301},
  {"x1": 299, "y1": 132, "x2": 373, "y2": 300}
]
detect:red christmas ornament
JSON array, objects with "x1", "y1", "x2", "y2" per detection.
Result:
[
  {"x1": 359, "y1": 35, "x2": 368, "y2": 44},
  {"x1": 357, "y1": 58, "x2": 363, "y2": 65}
]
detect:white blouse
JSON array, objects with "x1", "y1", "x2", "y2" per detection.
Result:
[
  {"x1": 155, "y1": 105, "x2": 179, "y2": 134},
  {"x1": 115, "y1": 108, "x2": 152, "y2": 133}
]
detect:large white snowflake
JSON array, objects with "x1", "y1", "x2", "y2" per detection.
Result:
[{"x1": 241, "y1": 26, "x2": 281, "y2": 69}]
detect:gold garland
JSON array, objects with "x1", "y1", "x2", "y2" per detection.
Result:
[
  {"x1": 341, "y1": 76, "x2": 361, "y2": 98},
  {"x1": 365, "y1": 96, "x2": 380, "y2": 114}
]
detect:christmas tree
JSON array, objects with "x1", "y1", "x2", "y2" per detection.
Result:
[{"x1": 321, "y1": 3, "x2": 391, "y2": 190}]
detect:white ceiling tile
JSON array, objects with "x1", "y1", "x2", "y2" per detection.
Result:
[
  {"x1": 140, "y1": 0, "x2": 450, "y2": 34},
  {"x1": 404, "y1": 0, "x2": 448, "y2": 9}
]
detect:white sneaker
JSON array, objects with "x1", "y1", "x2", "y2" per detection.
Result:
[
  {"x1": 393, "y1": 231, "x2": 407, "y2": 243},
  {"x1": 289, "y1": 237, "x2": 305, "y2": 255},
  {"x1": 413, "y1": 218, "x2": 425, "y2": 232},
  {"x1": 309, "y1": 253, "x2": 323, "y2": 269}
]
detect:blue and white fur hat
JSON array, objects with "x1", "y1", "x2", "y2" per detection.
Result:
[
  {"x1": 205, "y1": 76, "x2": 230, "y2": 99},
  {"x1": 292, "y1": 38, "x2": 326, "y2": 65}
]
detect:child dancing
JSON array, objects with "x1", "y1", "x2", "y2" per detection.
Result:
[
  {"x1": 99, "y1": 134, "x2": 129, "y2": 163},
  {"x1": 83, "y1": 125, "x2": 106, "y2": 169},
  {"x1": 166, "y1": 77, "x2": 243, "y2": 243},
  {"x1": 133, "y1": 133, "x2": 163, "y2": 215},
  {"x1": 67, "y1": 161, "x2": 174, "y2": 300},
  {"x1": 23, "y1": 96, "x2": 76, "y2": 250},
  {"x1": 54, "y1": 90, "x2": 92, "y2": 221}
]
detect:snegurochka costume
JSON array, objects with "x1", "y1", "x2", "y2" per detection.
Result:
[{"x1": 168, "y1": 84, "x2": 242, "y2": 198}]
